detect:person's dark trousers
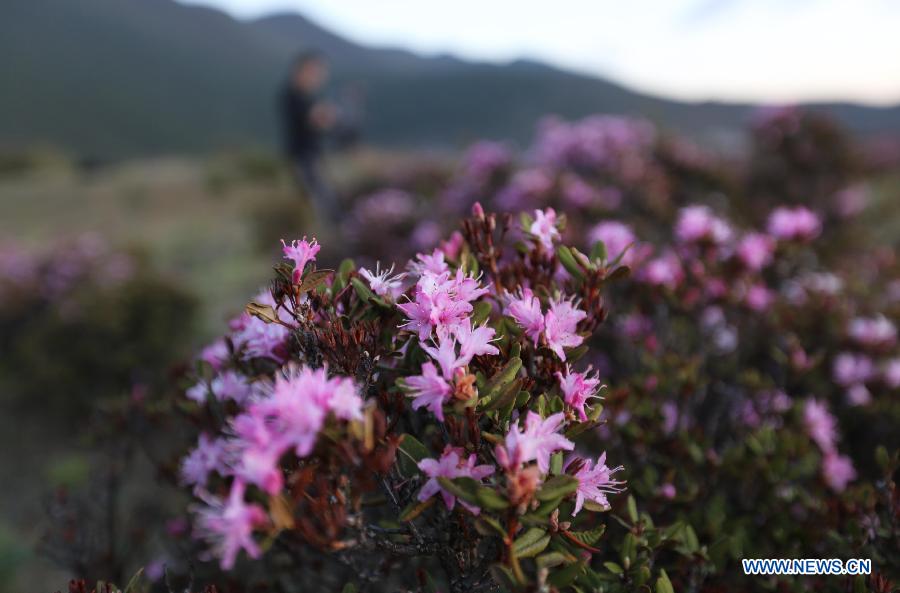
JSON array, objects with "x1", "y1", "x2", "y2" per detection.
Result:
[{"x1": 291, "y1": 153, "x2": 339, "y2": 223}]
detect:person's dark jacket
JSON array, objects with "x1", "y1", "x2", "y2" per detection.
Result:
[{"x1": 280, "y1": 85, "x2": 320, "y2": 157}]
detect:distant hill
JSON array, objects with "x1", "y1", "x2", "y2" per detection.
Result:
[{"x1": 3, "y1": 0, "x2": 899, "y2": 158}]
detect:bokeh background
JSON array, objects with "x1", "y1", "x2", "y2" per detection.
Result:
[{"x1": 1, "y1": 0, "x2": 899, "y2": 589}]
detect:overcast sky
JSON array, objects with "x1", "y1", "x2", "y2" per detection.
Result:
[{"x1": 180, "y1": 0, "x2": 900, "y2": 105}]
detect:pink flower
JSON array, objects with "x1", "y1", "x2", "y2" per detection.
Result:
[
  {"x1": 640, "y1": 251, "x2": 683, "y2": 288},
  {"x1": 359, "y1": 263, "x2": 407, "y2": 300},
  {"x1": 568, "y1": 453, "x2": 625, "y2": 515},
  {"x1": 417, "y1": 447, "x2": 494, "y2": 513},
  {"x1": 200, "y1": 339, "x2": 230, "y2": 369},
  {"x1": 398, "y1": 268, "x2": 487, "y2": 340},
  {"x1": 658, "y1": 483, "x2": 676, "y2": 500},
  {"x1": 833, "y1": 352, "x2": 875, "y2": 386},
  {"x1": 767, "y1": 207, "x2": 821, "y2": 241},
  {"x1": 587, "y1": 221, "x2": 636, "y2": 265},
  {"x1": 675, "y1": 205, "x2": 732, "y2": 245},
  {"x1": 848, "y1": 315, "x2": 897, "y2": 348},
  {"x1": 543, "y1": 297, "x2": 586, "y2": 361},
  {"x1": 504, "y1": 288, "x2": 545, "y2": 345},
  {"x1": 410, "y1": 248, "x2": 448, "y2": 276},
  {"x1": 822, "y1": 452, "x2": 856, "y2": 492},
  {"x1": 846, "y1": 384, "x2": 872, "y2": 406},
  {"x1": 883, "y1": 358, "x2": 900, "y2": 388},
  {"x1": 406, "y1": 362, "x2": 452, "y2": 421},
  {"x1": 281, "y1": 237, "x2": 320, "y2": 283},
  {"x1": 500, "y1": 412, "x2": 574, "y2": 473},
  {"x1": 804, "y1": 399, "x2": 837, "y2": 453},
  {"x1": 556, "y1": 365, "x2": 603, "y2": 421},
  {"x1": 743, "y1": 284, "x2": 773, "y2": 312},
  {"x1": 232, "y1": 291, "x2": 294, "y2": 362},
  {"x1": 528, "y1": 208, "x2": 560, "y2": 252},
  {"x1": 211, "y1": 370, "x2": 252, "y2": 404},
  {"x1": 181, "y1": 433, "x2": 230, "y2": 490},
  {"x1": 736, "y1": 233, "x2": 775, "y2": 271},
  {"x1": 455, "y1": 321, "x2": 499, "y2": 361},
  {"x1": 193, "y1": 480, "x2": 267, "y2": 570}
]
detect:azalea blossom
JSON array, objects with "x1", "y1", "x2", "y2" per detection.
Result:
[
  {"x1": 504, "y1": 288, "x2": 545, "y2": 345},
  {"x1": 406, "y1": 362, "x2": 452, "y2": 421},
  {"x1": 499, "y1": 411, "x2": 574, "y2": 473},
  {"x1": 847, "y1": 315, "x2": 897, "y2": 348},
  {"x1": 281, "y1": 237, "x2": 320, "y2": 283},
  {"x1": 587, "y1": 221, "x2": 637, "y2": 265},
  {"x1": 556, "y1": 365, "x2": 603, "y2": 421},
  {"x1": 417, "y1": 447, "x2": 494, "y2": 513},
  {"x1": 193, "y1": 480, "x2": 267, "y2": 570},
  {"x1": 675, "y1": 205, "x2": 732, "y2": 245},
  {"x1": 736, "y1": 232, "x2": 775, "y2": 271},
  {"x1": 543, "y1": 297, "x2": 586, "y2": 361},
  {"x1": 822, "y1": 452, "x2": 856, "y2": 493},
  {"x1": 181, "y1": 433, "x2": 230, "y2": 491},
  {"x1": 359, "y1": 263, "x2": 407, "y2": 300},
  {"x1": 833, "y1": 352, "x2": 875, "y2": 386},
  {"x1": 804, "y1": 399, "x2": 837, "y2": 453},
  {"x1": 568, "y1": 453, "x2": 625, "y2": 515},
  {"x1": 767, "y1": 207, "x2": 821, "y2": 241},
  {"x1": 529, "y1": 208, "x2": 560, "y2": 252}
]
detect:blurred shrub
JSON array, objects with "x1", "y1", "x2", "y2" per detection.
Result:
[{"x1": 0, "y1": 235, "x2": 197, "y2": 417}]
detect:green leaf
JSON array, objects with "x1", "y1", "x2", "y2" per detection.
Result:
[
  {"x1": 590, "y1": 240, "x2": 608, "y2": 263},
  {"x1": 603, "y1": 561, "x2": 624, "y2": 575},
  {"x1": 123, "y1": 568, "x2": 144, "y2": 593},
  {"x1": 475, "y1": 516, "x2": 507, "y2": 537},
  {"x1": 626, "y1": 495, "x2": 639, "y2": 524},
  {"x1": 341, "y1": 583, "x2": 357, "y2": 593},
  {"x1": 472, "y1": 300, "x2": 493, "y2": 326},
  {"x1": 567, "y1": 524, "x2": 606, "y2": 547},
  {"x1": 397, "y1": 434, "x2": 429, "y2": 477},
  {"x1": 479, "y1": 357, "x2": 522, "y2": 407},
  {"x1": 437, "y1": 477, "x2": 480, "y2": 505},
  {"x1": 476, "y1": 487, "x2": 510, "y2": 510},
  {"x1": 536, "y1": 475, "x2": 579, "y2": 501},
  {"x1": 549, "y1": 561, "x2": 585, "y2": 588},
  {"x1": 536, "y1": 551, "x2": 570, "y2": 570},
  {"x1": 482, "y1": 378, "x2": 523, "y2": 412},
  {"x1": 513, "y1": 527, "x2": 551, "y2": 558},
  {"x1": 351, "y1": 277, "x2": 377, "y2": 302},
  {"x1": 557, "y1": 245, "x2": 585, "y2": 279},
  {"x1": 399, "y1": 497, "x2": 434, "y2": 522},
  {"x1": 655, "y1": 569, "x2": 675, "y2": 593}
]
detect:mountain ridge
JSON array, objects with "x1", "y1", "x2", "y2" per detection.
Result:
[{"x1": 2, "y1": 0, "x2": 898, "y2": 158}]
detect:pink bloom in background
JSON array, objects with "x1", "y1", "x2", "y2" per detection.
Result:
[
  {"x1": 658, "y1": 483, "x2": 677, "y2": 500},
  {"x1": 587, "y1": 221, "x2": 637, "y2": 265},
  {"x1": 640, "y1": 251, "x2": 683, "y2": 288},
  {"x1": 281, "y1": 237, "x2": 320, "y2": 283},
  {"x1": 744, "y1": 283, "x2": 774, "y2": 312},
  {"x1": 883, "y1": 358, "x2": 900, "y2": 388},
  {"x1": 848, "y1": 315, "x2": 897, "y2": 348},
  {"x1": 211, "y1": 370, "x2": 252, "y2": 404},
  {"x1": 736, "y1": 232, "x2": 775, "y2": 271},
  {"x1": 181, "y1": 433, "x2": 230, "y2": 491},
  {"x1": 359, "y1": 263, "x2": 407, "y2": 300},
  {"x1": 568, "y1": 452, "x2": 625, "y2": 515},
  {"x1": 661, "y1": 401, "x2": 679, "y2": 435},
  {"x1": 560, "y1": 173, "x2": 599, "y2": 208},
  {"x1": 556, "y1": 365, "x2": 603, "y2": 421},
  {"x1": 529, "y1": 208, "x2": 560, "y2": 252},
  {"x1": 804, "y1": 399, "x2": 837, "y2": 453},
  {"x1": 846, "y1": 383, "x2": 872, "y2": 406},
  {"x1": 767, "y1": 207, "x2": 821, "y2": 241},
  {"x1": 406, "y1": 362, "x2": 452, "y2": 421},
  {"x1": 675, "y1": 205, "x2": 733, "y2": 245},
  {"x1": 543, "y1": 297, "x2": 586, "y2": 361},
  {"x1": 822, "y1": 452, "x2": 857, "y2": 493},
  {"x1": 833, "y1": 352, "x2": 875, "y2": 386},
  {"x1": 504, "y1": 288, "x2": 545, "y2": 345},
  {"x1": 200, "y1": 339, "x2": 230, "y2": 369},
  {"x1": 833, "y1": 184, "x2": 869, "y2": 218},
  {"x1": 193, "y1": 480, "x2": 267, "y2": 570},
  {"x1": 417, "y1": 447, "x2": 494, "y2": 513},
  {"x1": 501, "y1": 411, "x2": 574, "y2": 473}
]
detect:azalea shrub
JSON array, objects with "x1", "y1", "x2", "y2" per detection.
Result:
[
  {"x1": 47, "y1": 109, "x2": 900, "y2": 593},
  {"x1": 0, "y1": 235, "x2": 197, "y2": 415}
]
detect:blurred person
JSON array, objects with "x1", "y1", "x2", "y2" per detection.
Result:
[{"x1": 280, "y1": 51, "x2": 339, "y2": 222}]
